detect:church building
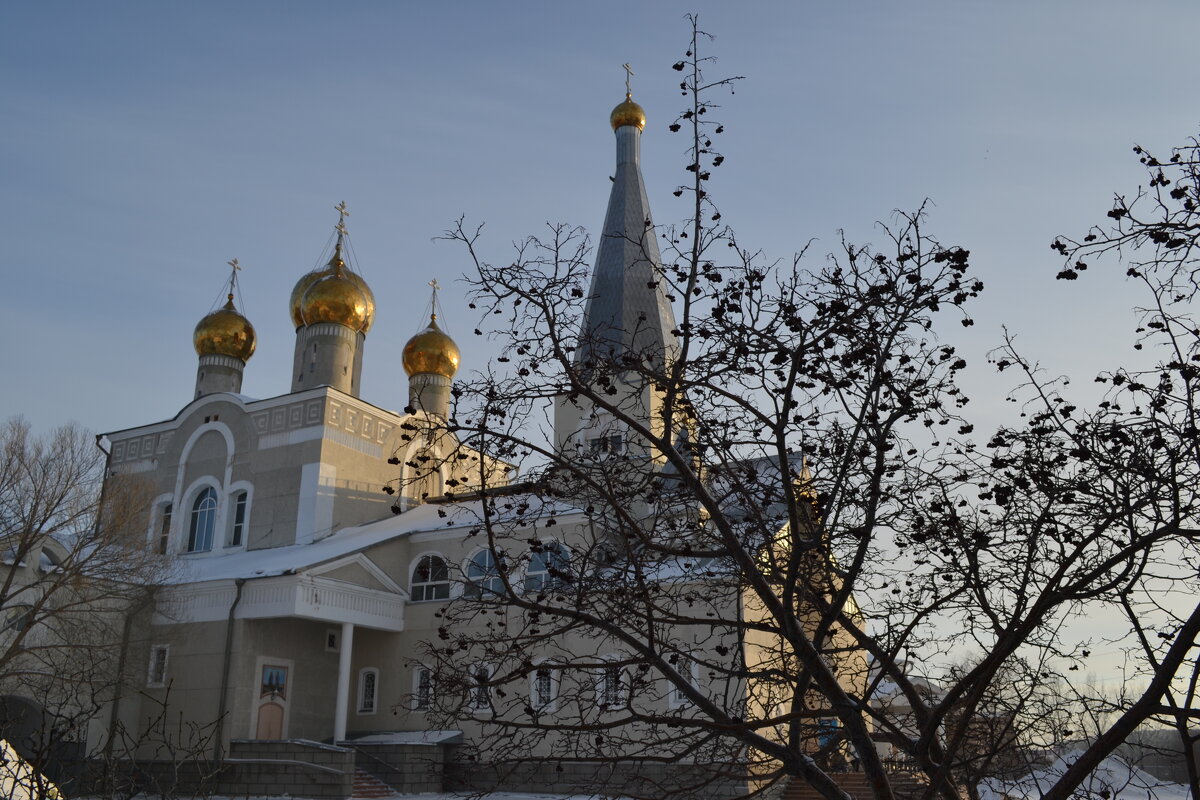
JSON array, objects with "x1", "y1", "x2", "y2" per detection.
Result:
[{"x1": 92, "y1": 87, "x2": 756, "y2": 798}]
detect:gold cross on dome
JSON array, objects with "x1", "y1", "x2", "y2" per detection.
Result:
[
  {"x1": 622, "y1": 63, "x2": 634, "y2": 95},
  {"x1": 334, "y1": 201, "x2": 350, "y2": 237}
]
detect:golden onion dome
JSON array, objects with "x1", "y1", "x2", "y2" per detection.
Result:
[
  {"x1": 194, "y1": 296, "x2": 257, "y2": 361},
  {"x1": 288, "y1": 245, "x2": 376, "y2": 333},
  {"x1": 610, "y1": 92, "x2": 646, "y2": 131},
  {"x1": 402, "y1": 315, "x2": 460, "y2": 379}
]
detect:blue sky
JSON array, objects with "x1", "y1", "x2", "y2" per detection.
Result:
[{"x1": 2, "y1": 1, "x2": 1198, "y2": 436}]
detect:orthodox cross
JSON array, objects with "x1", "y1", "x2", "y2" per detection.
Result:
[
  {"x1": 225, "y1": 258, "x2": 242, "y2": 302},
  {"x1": 334, "y1": 200, "x2": 350, "y2": 237},
  {"x1": 428, "y1": 279, "x2": 441, "y2": 321},
  {"x1": 622, "y1": 63, "x2": 634, "y2": 95}
]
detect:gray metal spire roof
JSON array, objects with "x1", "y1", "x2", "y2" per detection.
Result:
[{"x1": 576, "y1": 115, "x2": 679, "y2": 371}]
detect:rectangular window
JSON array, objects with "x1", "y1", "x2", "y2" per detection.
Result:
[
  {"x1": 588, "y1": 433, "x2": 624, "y2": 457},
  {"x1": 158, "y1": 504, "x2": 172, "y2": 555},
  {"x1": 147, "y1": 644, "x2": 169, "y2": 688},
  {"x1": 230, "y1": 492, "x2": 247, "y2": 547},
  {"x1": 414, "y1": 667, "x2": 433, "y2": 711}
]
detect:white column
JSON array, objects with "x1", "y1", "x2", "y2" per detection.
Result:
[{"x1": 334, "y1": 621, "x2": 354, "y2": 742}]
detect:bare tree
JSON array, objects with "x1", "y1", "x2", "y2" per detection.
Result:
[
  {"x1": 0, "y1": 417, "x2": 161, "y2": 794},
  {"x1": 403, "y1": 20, "x2": 1200, "y2": 800}
]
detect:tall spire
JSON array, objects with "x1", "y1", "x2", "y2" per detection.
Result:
[{"x1": 576, "y1": 72, "x2": 678, "y2": 371}]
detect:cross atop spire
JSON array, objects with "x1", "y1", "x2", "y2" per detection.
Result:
[
  {"x1": 622, "y1": 63, "x2": 635, "y2": 97},
  {"x1": 334, "y1": 201, "x2": 350, "y2": 238},
  {"x1": 427, "y1": 279, "x2": 442, "y2": 323},
  {"x1": 223, "y1": 258, "x2": 244, "y2": 307}
]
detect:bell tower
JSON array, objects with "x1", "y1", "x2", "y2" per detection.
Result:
[{"x1": 288, "y1": 202, "x2": 375, "y2": 397}]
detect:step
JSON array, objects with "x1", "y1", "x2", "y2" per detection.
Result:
[{"x1": 352, "y1": 767, "x2": 396, "y2": 799}]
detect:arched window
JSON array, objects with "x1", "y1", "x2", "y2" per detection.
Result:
[
  {"x1": 413, "y1": 666, "x2": 434, "y2": 711},
  {"x1": 228, "y1": 490, "x2": 248, "y2": 547},
  {"x1": 357, "y1": 668, "x2": 378, "y2": 714},
  {"x1": 597, "y1": 660, "x2": 626, "y2": 709},
  {"x1": 411, "y1": 554, "x2": 450, "y2": 602},
  {"x1": 158, "y1": 503, "x2": 173, "y2": 555},
  {"x1": 465, "y1": 550, "x2": 505, "y2": 598},
  {"x1": 530, "y1": 662, "x2": 557, "y2": 712},
  {"x1": 524, "y1": 541, "x2": 569, "y2": 592},
  {"x1": 187, "y1": 487, "x2": 218, "y2": 552}
]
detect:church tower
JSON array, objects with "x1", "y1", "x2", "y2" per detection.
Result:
[
  {"x1": 402, "y1": 281, "x2": 460, "y2": 420},
  {"x1": 289, "y1": 203, "x2": 375, "y2": 397},
  {"x1": 555, "y1": 82, "x2": 680, "y2": 458},
  {"x1": 192, "y1": 258, "x2": 256, "y2": 398}
]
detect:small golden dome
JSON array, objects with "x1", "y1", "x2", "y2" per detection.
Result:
[
  {"x1": 194, "y1": 296, "x2": 256, "y2": 361},
  {"x1": 402, "y1": 316, "x2": 460, "y2": 379},
  {"x1": 288, "y1": 245, "x2": 376, "y2": 333},
  {"x1": 610, "y1": 92, "x2": 646, "y2": 131}
]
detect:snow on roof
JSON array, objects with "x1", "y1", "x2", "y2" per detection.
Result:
[
  {"x1": 980, "y1": 751, "x2": 1191, "y2": 800},
  {"x1": 348, "y1": 730, "x2": 462, "y2": 745},
  {"x1": 166, "y1": 495, "x2": 584, "y2": 585}
]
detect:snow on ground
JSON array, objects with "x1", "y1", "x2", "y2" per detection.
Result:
[{"x1": 980, "y1": 751, "x2": 1191, "y2": 800}]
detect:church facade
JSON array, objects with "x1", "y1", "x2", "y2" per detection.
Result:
[{"x1": 80, "y1": 90, "x2": 857, "y2": 799}]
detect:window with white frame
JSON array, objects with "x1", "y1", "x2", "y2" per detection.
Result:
[
  {"x1": 358, "y1": 668, "x2": 378, "y2": 714},
  {"x1": 157, "y1": 503, "x2": 172, "y2": 555},
  {"x1": 465, "y1": 550, "x2": 505, "y2": 598},
  {"x1": 531, "y1": 663, "x2": 557, "y2": 712},
  {"x1": 413, "y1": 666, "x2": 434, "y2": 711},
  {"x1": 598, "y1": 661, "x2": 626, "y2": 709},
  {"x1": 228, "y1": 490, "x2": 248, "y2": 547},
  {"x1": 524, "y1": 541, "x2": 569, "y2": 593},
  {"x1": 147, "y1": 644, "x2": 169, "y2": 687},
  {"x1": 468, "y1": 665, "x2": 492, "y2": 712},
  {"x1": 668, "y1": 655, "x2": 700, "y2": 708},
  {"x1": 187, "y1": 487, "x2": 218, "y2": 552},
  {"x1": 588, "y1": 433, "x2": 625, "y2": 457},
  {"x1": 411, "y1": 554, "x2": 451, "y2": 601}
]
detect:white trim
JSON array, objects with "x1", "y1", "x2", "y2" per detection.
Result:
[
  {"x1": 154, "y1": 575, "x2": 405, "y2": 632},
  {"x1": 308, "y1": 552, "x2": 406, "y2": 595}
]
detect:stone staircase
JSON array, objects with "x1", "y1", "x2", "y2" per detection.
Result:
[
  {"x1": 352, "y1": 767, "x2": 397, "y2": 798},
  {"x1": 781, "y1": 771, "x2": 930, "y2": 800}
]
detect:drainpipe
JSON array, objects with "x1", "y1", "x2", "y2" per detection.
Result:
[{"x1": 213, "y1": 578, "x2": 246, "y2": 762}]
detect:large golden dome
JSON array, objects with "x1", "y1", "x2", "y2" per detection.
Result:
[
  {"x1": 610, "y1": 92, "x2": 646, "y2": 131},
  {"x1": 194, "y1": 296, "x2": 256, "y2": 361},
  {"x1": 289, "y1": 245, "x2": 375, "y2": 333},
  {"x1": 402, "y1": 316, "x2": 459, "y2": 379}
]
